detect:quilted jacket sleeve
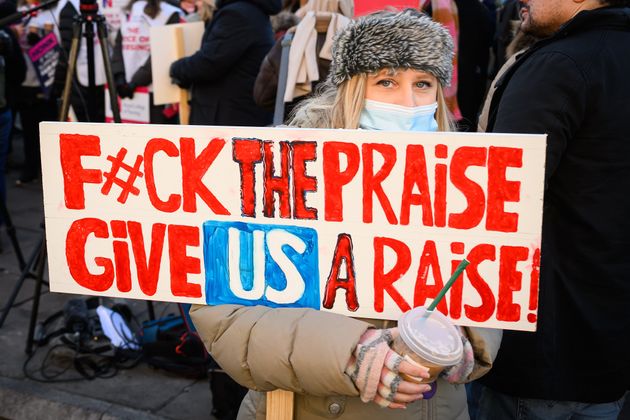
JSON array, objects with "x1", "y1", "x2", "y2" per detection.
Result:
[{"x1": 190, "y1": 304, "x2": 370, "y2": 397}]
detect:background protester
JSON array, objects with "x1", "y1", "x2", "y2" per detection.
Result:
[
  {"x1": 111, "y1": 0, "x2": 183, "y2": 123},
  {"x1": 451, "y1": 0, "x2": 494, "y2": 131},
  {"x1": 0, "y1": 0, "x2": 26, "y2": 216},
  {"x1": 182, "y1": 0, "x2": 215, "y2": 22},
  {"x1": 492, "y1": 0, "x2": 521, "y2": 76},
  {"x1": 474, "y1": 1, "x2": 630, "y2": 419},
  {"x1": 52, "y1": 0, "x2": 108, "y2": 122},
  {"x1": 253, "y1": 0, "x2": 354, "y2": 122},
  {"x1": 14, "y1": 0, "x2": 57, "y2": 185},
  {"x1": 269, "y1": 0, "x2": 300, "y2": 39},
  {"x1": 169, "y1": 0, "x2": 281, "y2": 126},
  {"x1": 179, "y1": 0, "x2": 196, "y2": 15},
  {"x1": 190, "y1": 10, "x2": 502, "y2": 419}
]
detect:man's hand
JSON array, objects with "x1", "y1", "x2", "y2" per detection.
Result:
[{"x1": 169, "y1": 61, "x2": 190, "y2": 88}]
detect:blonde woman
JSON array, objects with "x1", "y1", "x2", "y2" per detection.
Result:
[
  {"x1": 289, "y1": 10, "x2": 454, "y2": 132},
  {"x1": 192, "y1": 9, "x2": 501, "y2": 420}
]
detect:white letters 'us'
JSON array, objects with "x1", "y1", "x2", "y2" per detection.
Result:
[{"x1": 227, "y1": 228, "x2": 307, "y2": 304}]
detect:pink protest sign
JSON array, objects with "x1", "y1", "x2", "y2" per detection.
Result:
[
  {"x1": 26, "y1": 32, "x2": 60, "y2": 97},
  {"x1": 41, "y1": 123, "x2": 547, "y2": 331},
  {"x1": 27, "y1": 32, "x2": 57, "y2": 61},
  {"x1": 354, "y1": 0, "x2": 420, "y2": 17}
]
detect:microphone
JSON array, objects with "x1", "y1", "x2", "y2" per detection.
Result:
[{"x1": 0, "y1": 0, "x2": 61, "y2": 27}]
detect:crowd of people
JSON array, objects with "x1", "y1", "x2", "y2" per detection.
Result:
[
  {"x1": 0, "y1": 0, "x2": 628, "y2": 419},
  {"x1": 0, "y1": 0, "x2": 510, "y2": 185}
]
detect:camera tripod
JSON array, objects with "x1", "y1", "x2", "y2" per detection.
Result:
[
  {"x1": 0, "y1": 202, "x2": 37, "y2": 340},
  {"x1": 0, "y1": 199, "x2": 27, "y2": 271},
  {"x1": 0, "y1": 226, "x2": 47, "y2": 355},
  {"x1": 59, "y1": 0, "x2": 121, "y2": 122}
]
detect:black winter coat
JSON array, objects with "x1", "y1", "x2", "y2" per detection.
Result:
[
  {"x1": 0, "y1": 1, "x2": 26, "y2": 110},
  {"x1": 480, "y1": 7, "x2": 630, "y2": 403},
  {"x1": 0, "y1": 28, "x2": 26, "y2": 110},
  {"x1": 454, "y1": 0, "x2": 494, "y2": 131},
  {"x1": 170, "y1": 0, "x2": 280, "y2": 126}
]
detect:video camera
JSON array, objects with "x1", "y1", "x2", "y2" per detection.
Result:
[
  {"x1": 63, "y1": 298, "x2": 99, "y2": 336},
  {"x1": 78, "y1": 0, "x2": 100, "y2": 17}
]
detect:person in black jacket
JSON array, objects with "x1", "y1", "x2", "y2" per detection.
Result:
[
  {"x1": 0, "y1": 0, "x2": 26, "y2": 218},
  {"x1": 0, "y1": 0, "x2": 26, "y2": 230},
  {"x1": 475, "y1": 1, "x2": 630, "y2": 419},
  {"x1": 169, "y1": 0, "x2": 280, "y2": 126},
  {"x1": 14, "y1": 2, "x2": 57, "y2": 185}
]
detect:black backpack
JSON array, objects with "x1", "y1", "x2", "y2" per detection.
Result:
[{"x1": 141, "y1": 309, "x2": 208, "y2": 379}]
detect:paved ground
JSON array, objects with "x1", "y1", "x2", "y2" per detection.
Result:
[{"x1": 0, "y1": 135, "x2": 216, "y2": 420}]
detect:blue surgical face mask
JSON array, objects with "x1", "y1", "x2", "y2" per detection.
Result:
[{"x1": 359, "y1": 99, "x2": 439, "y2": 132}]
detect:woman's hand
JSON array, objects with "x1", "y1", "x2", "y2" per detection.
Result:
[
  {"x1": 441, "y1": 327, "x2": 475, "y2": 384},
  {"x1": 345, "y1": 328, "x2": 434, "y2": 409}
]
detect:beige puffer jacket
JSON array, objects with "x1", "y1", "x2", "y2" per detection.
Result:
[{"x1": 190, "y1": 304, "x2": 501, "y2": 420}]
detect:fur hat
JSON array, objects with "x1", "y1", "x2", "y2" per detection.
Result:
[{"x1": 328, "y1": 9, "x2": 454, "y2": 87}]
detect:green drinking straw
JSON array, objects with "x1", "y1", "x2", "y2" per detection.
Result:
[{"x1": 425, "y1": 258, "x2": 470, "y2": 314}]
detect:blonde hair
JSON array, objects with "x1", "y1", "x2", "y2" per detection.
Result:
[
  {"x1": 289, "y1": 73, "x2": 455, "y2": 132},
  {"x1": 436, "y1": 86, "x2": 456, "y2": 132},
  {"x1": 198, "y1": 0, "x2": 216, "y2": 22},
  {"x1": 330, "y1": 74, "x2": 367, "y2": 128}
]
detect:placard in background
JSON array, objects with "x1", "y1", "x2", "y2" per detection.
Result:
[{"x1": 150, "y1": 22, "x2": 204, "y2": 106}]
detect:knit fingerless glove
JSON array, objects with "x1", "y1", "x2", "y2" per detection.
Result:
[
  {"x1": 441, "y1": 328, "x2": 475, "y2": 383},
  {"x1": 345, "y1": 328, "x2": 394, "y2": 403}
]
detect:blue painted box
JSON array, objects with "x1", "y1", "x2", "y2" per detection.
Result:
[{"x1": 203, "y1": 221, "x2": 320, "y2": 309}]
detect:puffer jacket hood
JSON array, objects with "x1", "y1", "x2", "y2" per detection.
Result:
[{"x1": 216, "y1": 0, "x2": 281, "y2": 15}]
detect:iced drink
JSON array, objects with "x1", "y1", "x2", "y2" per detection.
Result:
[{"x1": 392, "y1": 306, "x2": 463, "y2": 383}]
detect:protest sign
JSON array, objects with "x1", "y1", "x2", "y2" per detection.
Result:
[
  {"x1": 27, "y1": 32, "x2": 60, "y2": 99},
  {"x1": 105, "y1": 85, "x2": 151, "y2": 123},
  {"x1": 150, "y1": 22, "x2": 203, "y2": 106},
  {"x1": 41, "y1": 122, "x2": 546, "y2": 331}
]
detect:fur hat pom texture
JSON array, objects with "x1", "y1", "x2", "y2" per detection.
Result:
[{"x1": 328, "y1": 9, "x2": 455, "y2": 87}]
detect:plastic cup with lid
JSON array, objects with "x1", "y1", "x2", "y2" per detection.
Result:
[{"x1": 392, "y1": 306, "x2": 463, "y2": 383}]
